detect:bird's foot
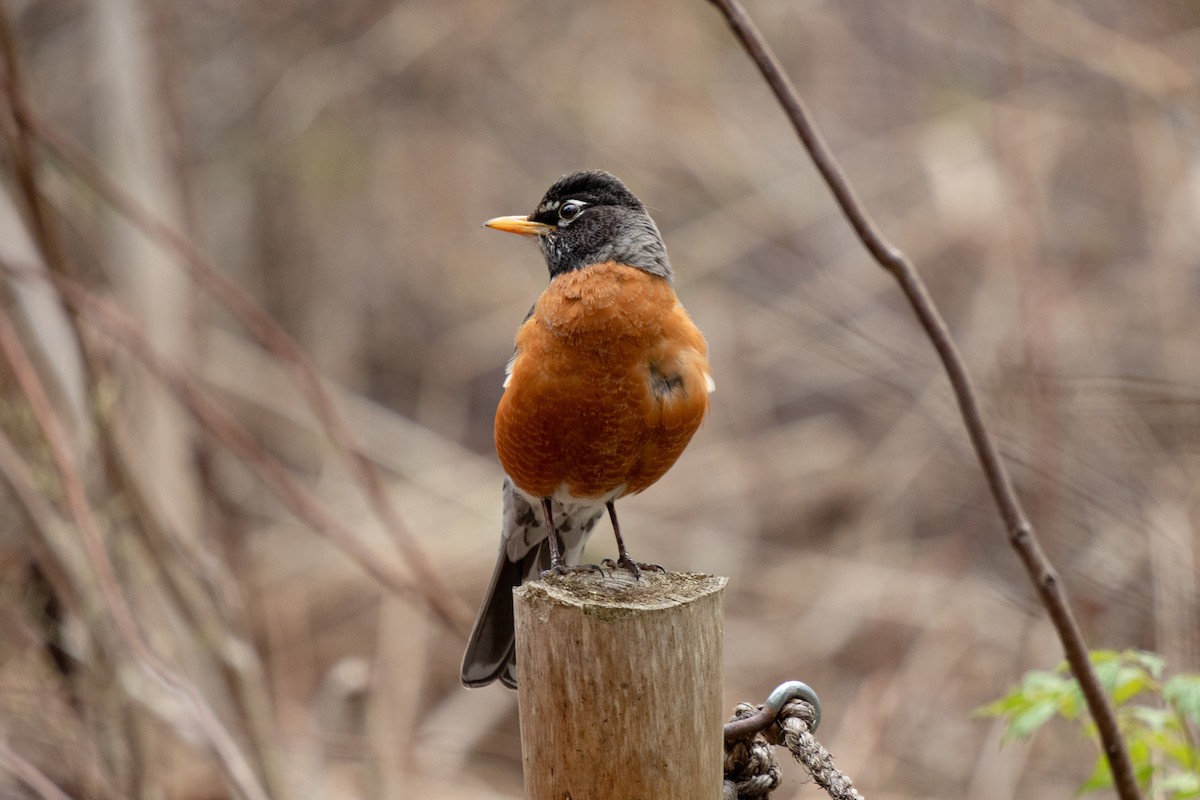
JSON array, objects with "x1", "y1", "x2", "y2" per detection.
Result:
[
  {"x1": 601, "y1": 555, "x2": 665, "y2": 581},
  {"x1": 541, "y1": 562, "x2": 604, "y2": 580}
]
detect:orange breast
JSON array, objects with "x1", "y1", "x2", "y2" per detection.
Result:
[{"x1": 495, "y1": 262, "x2": 711, "y2": 501}]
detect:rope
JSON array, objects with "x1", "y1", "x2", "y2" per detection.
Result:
[{"x1": 723, "y1": 699, "x2": 864, "y2": 800}]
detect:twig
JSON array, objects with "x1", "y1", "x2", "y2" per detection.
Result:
[
  {"x1": 0, "y1": 423, "x2": 88, "y2": 609},
  {"x1": 0, "y1": 737, "x2": 76, "y2": 800},
  {"x1": 706, "y1": 2, "x2": 1141, "y2": 799},
  {"x1": 1, "y1": 260, "x2": 437, "y2": 613},
  {"x1": 0, "y1": 66, "x2": 468, "y2": 631},
  {"x1": 0, "y1": 3, "x2": 67, "y2": 277},
  {"x1": 0, "y1": 310, "x2": 270, "y2": 800},
  {"x1": 988, "y1": 0, "x2": 1191, "y2": 101}
]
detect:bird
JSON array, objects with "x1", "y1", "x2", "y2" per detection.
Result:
[{"x1": 460, "y1": 170, "x2": 714, "y2": 689}]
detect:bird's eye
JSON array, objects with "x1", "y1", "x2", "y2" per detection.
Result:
[{"x1": 559, "y1": 201, "x2": 583, "y2": 222}]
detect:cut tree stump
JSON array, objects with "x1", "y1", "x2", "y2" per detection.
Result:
[{"x1": 514, "y1": 569, "x2": 726, "y2": 800}]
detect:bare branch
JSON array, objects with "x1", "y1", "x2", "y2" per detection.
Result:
[
  {"x1": 706, "y1": 2, "x2": 1141, "y2": 798},
  {"x1": 0, "y1": 737, "x2": 77, "y2": 800},
  {"x1": 0, "y1": 91, "x2": 469, "y2": 633},
  {"x1": 0, "y1": 3, "x2": 66, "y2": 278},
  {"x1": 0, "y1": 309, "x2": 270, "y2": 800},
  {"x1": 2, "y1": 260, "x2": 450, "y2": 618}
]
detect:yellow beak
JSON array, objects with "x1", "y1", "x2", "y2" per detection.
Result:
[{"x1": 483, "y1": 215, "x2": 554, "y2": 237}]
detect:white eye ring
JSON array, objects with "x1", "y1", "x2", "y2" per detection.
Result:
[{"x1": 558, "y1": 201, "x2": 585, "y2": 222}]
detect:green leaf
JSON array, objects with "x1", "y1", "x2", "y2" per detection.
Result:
[
  {"x1": 1086, "y1": 650, "x2": 1121, "y2": 666},
  {"x1": 1007, "y1": 697, "x2": 1063, "y2": 741},
  {"x1": 1026, "y1": 669, "x2": 1075, "y2": 695},
  {"x1": 985, "y1": 652, "x2": 1200, "y2": 798},
  {"x1": 1159, "y1": 770, "x2": 1200, "y2": 799},
  {"x1": 1092, "y1": 657, "x2": 1126, "y2": 693},
  {"x1": 1060, "y1": 682, "x2": 1086, "y2": 720},
  {"x1": 1151, "y1": 730, "x2": 1195, "y2": 770},
  {"x1": 1094, "y1": 657, "x2": 1137, "y2": 695},
  {"x1": 1076, "y1": 650, "x2": 1161, "y2": 707},
  {"x1": 1165, "y1": 676, "x2": 1200, "y2": 726},
  {"x1": 1087, "y1": 734, "x2": 1155, "y2": 792},
  {"x1": 1112, "y1": 665, "x2": 1158, "y2": 705},
  {"x1": 1129, "y1": 737, "x2": 1156, "y2": 785},
  {"x1": 1078, "y1": 753, "x2": 1114, "y2": 794},
  {"x1": 1128, "y1": 706, "x2": 1176, "y2": 733},
  {"x1": 1128, "y1": 651, "x2": 1166, "y2": 679},
  {"x1": 975, "y1": 670, "x2": 1074, "y2": 721},
  {"x1": 976, "y1": 688, "x2": 1031, "y2": 718}
]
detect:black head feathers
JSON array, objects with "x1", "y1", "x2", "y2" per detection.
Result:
[{"x1": 513, "y1": 171, "x2": 673, "y2": 281}]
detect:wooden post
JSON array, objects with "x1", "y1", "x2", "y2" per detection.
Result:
[{"x1": 513, "y1": 570, "x2": 727, "y2": 800}]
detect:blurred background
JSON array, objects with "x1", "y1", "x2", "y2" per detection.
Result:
[{"x1": 1, "y1": 0, "x2": 1198, "y2": 797}]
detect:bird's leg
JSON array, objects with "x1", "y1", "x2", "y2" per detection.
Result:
[
  {"x1": 603, "y1": 501, "x2": 665, "y2": 579},
  {"x1": 541, "y1": 497, "x2": 565, "y2": 570},
  {"x1": 539, "y1": 497, "x2": 601, "y2": 577}
]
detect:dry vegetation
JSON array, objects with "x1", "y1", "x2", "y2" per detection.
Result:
[{"x1": 1, "y1": 0, "x2": 1198, "y2": 798}]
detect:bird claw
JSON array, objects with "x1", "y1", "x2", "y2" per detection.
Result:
[
  {"x1": 600, "y1": 556, "x2": 665, "y2": 580},
  {"x1": 541, "y1": 562, "x2": 604, "y2": 580}
]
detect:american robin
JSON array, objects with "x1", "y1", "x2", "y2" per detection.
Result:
[{"x1": 460, "y1": 170, "x2": 714, "y2": 689}]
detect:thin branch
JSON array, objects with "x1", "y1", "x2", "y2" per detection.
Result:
[
  {"x1": 0, "y1": 310, "x2": 270, "y2": 800},
  {"x1": 1, "y1": 93, "x2": 469, "y2": 633},
  {"x1": 1, "y1": 259, "x2": 444, "y2": 617},
  {"x1": 0, "y1": 422, "x2": 90, "y2": 609},
  {"x1": 0, "y1": 3, "x2": 67, "y2": 277},
  {"x1": 0, "y1": 737, "x2": 76, "y2": 800},
  {"x1": 706, "y1": 2, "x2": 1141, "y2": 799}
]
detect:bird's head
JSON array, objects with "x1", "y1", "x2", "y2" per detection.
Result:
[{"x1": 484, "y1": 170, "x2": 672, "y2": 281}]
